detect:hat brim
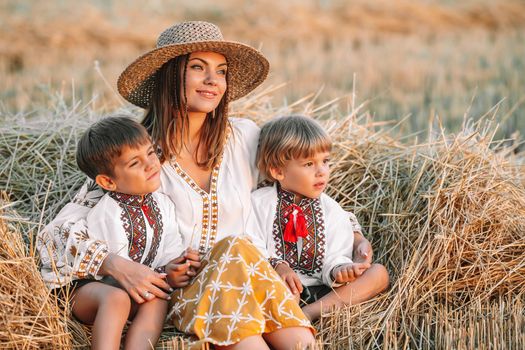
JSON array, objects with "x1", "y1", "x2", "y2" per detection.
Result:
[{"x1": 117, "y1": 41, "x2": 269, "y2": 108}]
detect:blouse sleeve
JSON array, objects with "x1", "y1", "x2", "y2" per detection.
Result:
[
  {"x1": 245, "y1": 201, "x2": 271, "y2": 259},
  {"x1": 321, "y1": 197, "x2": 355, "y2": 287},
  {"x1": 230, "y1": 117, "x2": 261, "y2": 190},
  {"x1": 37, "y1": 180, "x2": 108, "y2": 288}
]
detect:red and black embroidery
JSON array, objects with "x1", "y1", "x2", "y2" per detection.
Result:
[
  {"x1": 108, "y1": 192, "x2": 163, "y2": 266},
  {"x1": 142, "y1": 197, "x2": 163, "y2": 267},
  {"x1": 272, "y1": 186, "x2": 325, "y2": 276}
]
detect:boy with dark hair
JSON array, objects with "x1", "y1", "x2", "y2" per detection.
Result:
[{"x1": 39, "y1": 116, "x2": 190, "y2": 349}]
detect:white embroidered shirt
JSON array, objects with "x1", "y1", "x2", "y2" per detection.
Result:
[{"x1": 247, "y1": 184, "x2": 360, "y2": 287}]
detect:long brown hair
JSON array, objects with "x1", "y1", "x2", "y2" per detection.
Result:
[{"x1": 142, "y1": 54, "x2": 230, "y2": 169}]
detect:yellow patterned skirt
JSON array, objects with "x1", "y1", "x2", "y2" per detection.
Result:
[{"x1": 167, "y1": 236, "x2": 314, "y2": 347}]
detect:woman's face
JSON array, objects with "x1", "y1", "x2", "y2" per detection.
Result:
[{"x1": 184, "y1": 51, "x2": 227, "y2": 117}]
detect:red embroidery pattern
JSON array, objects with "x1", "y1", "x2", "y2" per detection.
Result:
[
  {"x1": 109, "y1": 192, "x2": 163, "y2": 266},
  {"x1": 142, "y1": 198, "x2": 163, "y2": 267},
  {"x1": 272, "y1": 186, "x2": 325, "y2": 276}
]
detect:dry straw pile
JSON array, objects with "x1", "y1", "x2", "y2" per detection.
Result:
[
  {"x1": 317, "y1": 113, "x2": 525, "y2": 348},
  {"x1": 0, "y1": 195, "x2": 89, "y2": 348},
  {"x1": 0, "y1": 91, "x2": 524, "y2": 348}
]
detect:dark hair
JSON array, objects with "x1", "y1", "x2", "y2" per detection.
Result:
[
  {"x1": 142, "y1": 54, "x2": 230, "y2": 168},
  {"x1": 76, "y1": 116, "x2": 151, "y2": 180}
]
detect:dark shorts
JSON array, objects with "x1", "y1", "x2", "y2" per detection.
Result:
[
  {"x1": 50, "y1": 277, "x2": 122, "y2": 300},
  {"x1": 51, "y1": 279, "x2": 96, "y2": 300},
  {"x1": 300, "y1": 284, "x2": 332, "y2": 306}
]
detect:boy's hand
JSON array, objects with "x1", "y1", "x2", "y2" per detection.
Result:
[
  {"x1": 354, "y1": 238, "x2": 373, "y2": 264},
  {"x1": 165, "y1": 248, "x2": 203, "y2": 288},
  {"x1": 332, "y1": 262, "x2": 371, "y2": 284},
  {"x1": 275, "y1": 262, "x2": 303, "y2": 296},
  {"x1": 165, "y1": 255, "x2": 192, "y2": 288},
  {"x1": 183, "y1": 247, "x2": 202, "y2": 273}
]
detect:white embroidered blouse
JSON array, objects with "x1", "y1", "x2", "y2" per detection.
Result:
[
  {"x1": 160, "y1": 118, "x2": 259, "y2": 254},
  {"x1": 37, "y1": 118, "x2": 260, "y2": 289},
  {"x1": 87, "y1": 192, "x2": 184, "y2": 270},
  {"x1": 247, "y1": 184, "x2": 361, "y2": 288}
]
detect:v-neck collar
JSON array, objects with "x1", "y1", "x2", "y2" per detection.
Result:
[{"x1": 168, "y1": 129, "x2": 231, "y2": 254}]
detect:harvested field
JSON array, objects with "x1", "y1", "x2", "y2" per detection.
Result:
[{"x1": 1, "y1": 0, "x2": 525, "y2": 137}]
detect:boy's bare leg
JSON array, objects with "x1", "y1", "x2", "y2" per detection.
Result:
[
  {"x1": 124, "y1": 297, "x2": 168, "y2": 350},
  {"x1": 263, "y1": 327, "x2": 316, "y2": 350},
  {"x1": 302, "y1": 263, "x2": 389, "y2": 321},
  {"x1": 71, "y1": 282, "x2": 131, "y2": 350}
]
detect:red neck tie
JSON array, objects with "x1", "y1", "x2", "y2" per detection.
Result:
[{"x1": 283, "y1": 204, "x2": 307, "y2": 243}]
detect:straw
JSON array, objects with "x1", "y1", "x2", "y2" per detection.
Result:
[{"x1": 1, "y1": 92, "x2": 524, "y2": 348}]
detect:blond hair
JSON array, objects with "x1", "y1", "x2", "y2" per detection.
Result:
[{"x1": 257, "y1": 115, "x2": 332, "y2": 181}]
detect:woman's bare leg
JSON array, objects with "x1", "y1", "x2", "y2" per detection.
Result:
[
  {"x1": 263, "y1": 326, "x2": 315, "y2": 350},
  {"x1": 71, "y1": 282, "x2": 131, "y2": 350},
  {"x1": 215, "y1": 334, "x2": 271, "y2": 350},
  {"x1": 302, "y1": 263, "x2": 389, "y2": 321}
]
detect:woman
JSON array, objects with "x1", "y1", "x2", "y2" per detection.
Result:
[{"x1": 39, "y1": 21, "x2": 315, "y2": 349}]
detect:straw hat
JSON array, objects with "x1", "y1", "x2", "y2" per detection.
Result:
[{"x1": 117, "y1": 21, "x2": 269, "y2": 108}]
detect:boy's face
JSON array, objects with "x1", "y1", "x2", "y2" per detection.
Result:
[
  {"x1": 102, "y1": 141, "x2": 161, "y2": 196},
  {"x1": 272, "y1": 151, "x2": 330, "y2": 201}
]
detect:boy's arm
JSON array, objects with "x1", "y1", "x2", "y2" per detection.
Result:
[
  {"x1": 88, "y1": 194, "x2": 173, "y2": 300},
  {"x1": 85, "y1": 198, "x2": 130, "y2": 263},
  {"x1": 37, "y1": 180, "x2": 108, "y2": 289},
  {"x1": 321, "y1": 203, "x2": 357, "y2": 287},
  {"x1": 153, "y1": 195, "x2": 187, "y2": 271},
  {"x1": 348, "y1": 211, "x2": 373, "y2": 263},
  {"x1": 152, "y1": 195, "x2": 198, "y2": 289}
]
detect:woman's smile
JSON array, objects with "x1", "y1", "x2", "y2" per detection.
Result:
[{"x1": 196, "y1": 89, "x2": 219, "y2": 99}]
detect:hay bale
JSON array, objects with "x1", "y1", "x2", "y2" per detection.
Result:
[
  {"x1": 0, "y1": 195, "x2": 84, "y2": 348},
  {"x1": 318, "y1": 117, "x2": 525, "y2": 348}
]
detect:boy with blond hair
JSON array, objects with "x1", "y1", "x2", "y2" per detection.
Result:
[{"x1": 248, "y1": 115, "x2": 389, "y2": 321}]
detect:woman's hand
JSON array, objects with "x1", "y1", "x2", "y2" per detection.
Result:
[
  {"x1": 275, "y1": 262, "x2": 303, "y2": 296},
  {"x1": 99, "y1": 253, "x2": 172, "y2": 304}
]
